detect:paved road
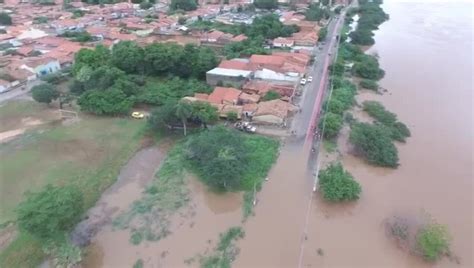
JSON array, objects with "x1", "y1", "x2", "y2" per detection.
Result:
[
  {"x1": 0, "y1": 80, "x2": 40, "y2": 104},
  {"x1": 290, "y1": 15, "x2": 344, "y2": 146}
]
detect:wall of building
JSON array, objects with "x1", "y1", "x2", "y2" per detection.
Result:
[
  {"x1": 35, "y1": 61, "x2": 60, "y2": 76},
  {"x1": 206, "y1": 73, "x2": 248, "y2": 88}
]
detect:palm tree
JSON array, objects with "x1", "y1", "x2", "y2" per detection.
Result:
[{"x1": 175, "y1": 101, "x2": 193, "y2": 136}]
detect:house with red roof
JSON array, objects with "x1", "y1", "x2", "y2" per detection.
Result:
[
  {"x1": 207, "y1": 86, "x2": 242, "y2": 105},
  {"x1": 272, "y1": 37, "x2": 295, "y2": 48}
]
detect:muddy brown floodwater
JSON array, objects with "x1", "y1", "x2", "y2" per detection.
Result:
[
  {"x1": 238, "y1": 1, "x2": 473, "y2": 268},
  {"x1": 80, "y1": 141, "x2": 243, "y2": 268},
  {"x1": 301, "y1": 1, "x2": 474, "y2": 268}
]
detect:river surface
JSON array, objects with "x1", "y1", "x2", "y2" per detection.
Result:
[{"x1": 301, "y1": 1, "x2": 473, "y2": 268}]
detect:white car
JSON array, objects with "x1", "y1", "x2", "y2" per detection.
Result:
[
  {"x1": 307, "y1": 76, "x2": 313, "y2": 82},
  {"x1": 300, "y1": 78, "x2": 307, "y2": 85}
]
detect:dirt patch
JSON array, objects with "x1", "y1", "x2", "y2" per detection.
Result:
[
  {"x1": 0, "y1": 129, "x2": 26, "y2": 143},
  {"x1": 0, "y1": 224, "x2": 17, "y2": 252}
]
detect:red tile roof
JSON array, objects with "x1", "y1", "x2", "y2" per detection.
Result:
[
  {"x1": 207, "y1": 87, "x2": 242, "y2": 104},
  {"x1": 218, "y1": 60, "x2": 250, "y2": 70},
  {"x1": 250, "y1": 55, "x2": 286, "y2": 67},
  {"x1": 232, "y1": 34, "x2": 247, "y2": 42}
]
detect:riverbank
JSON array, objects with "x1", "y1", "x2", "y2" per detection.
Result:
[{"x1": 302, "y1": 0, "x2": 473, "y2": 267}]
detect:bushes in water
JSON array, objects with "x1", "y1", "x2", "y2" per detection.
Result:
[
  {"x1": 318, "y1": 163, "x2": 361, "y2": 202},
  {"x1": 385, "y1": 214, "x2": 452, "y2": 262},
  {"x1": 349, "y1": 122, "x2": 399, "y2": 167},
  {"x1": 362, "y1": 101, "x2": 411, "y2": 142},
  {"x1": 359, "y1": 79, "x2": 379, "y2": 90},
  {"x1": 416, "y1": 221, "x2": 451, "y2": 261},
  {"x1": 184, "y1": 127, "x2": 279, "y2": 191},
  {"x1": 349, "y1": 0, "x2": 389, "y2": 46},
  {"x1": 352, "y1": 54, "x2": 385, "y2": 80}
]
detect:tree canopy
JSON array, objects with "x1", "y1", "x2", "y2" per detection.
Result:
[
  {"x1": 321, "y1": 112, "x2": 343, "y2": 139},
  {"x1": 31, "y1": 83, "x2": 59, "y2": 104},
  {"x1": 350, "y1": 0, "x2": 389, "y2": 45},
  {"x1": 184, "y1": 127, "x2": 278, "y2": 192},
  {"x1": 70, "y1": 42, "x2": 218, "y2": 115},
  {"x1": 305, "y1": 4, "x2": 331, "y2": 22},
  {"x1": 170, "y1": 0, "x2": 197, "y2": 11},
  {"x1": 352, "y1": 54, "x2": 385, "y2": 80},
  {"x1": 349, "y1": 122, "x2": 399, "y2": 167},
  {"x1": 0, "y1": 12, "x2": 12, "y2": 25},
  {"x1": 148, "y1": 100, "x2": 218, "y2": 132},
  {"x1": 362, "y1": 101, "x2": 410, "y2": 142},
  {"x1": 318, "y1": 163, "x2": 361, "y2": 202},
  {"x1": 253, "y1": 0, "x2": 278, "y2": 9},
  {"x1": 224, "y1": 36, "x2": 270, "y2": 59},
  {"x1": 16, "y1": 185, "x2": 83, "y2": 239},
  {"x1": 246, "y1": 14, "x2": 299, "y2": 40},
  {"x1": 185, "y1": 127, "x2": 254, "y2": 191},
  {"x1": 77, "y1": 88, "x2": 134, "y2": 115}
]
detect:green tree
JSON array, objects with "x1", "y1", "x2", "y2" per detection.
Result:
[
  {"x1": 0, "y1": 12, "x2": 12, "y2": 25},
  {"x1": 318, "y1": 163, "x2": 361, "y2": 202},
  {"x1": 362, "y1": 101, "x2": 411, "y2": 142},
  {"x1": 253, "y1": 0, "x2": 277, "y2": 9},
  {"x1": 148, "y1": 101, "x2": 179, "y2": 130},
  {"x1": 111, "y1": 41, "x2": 145, "y2": 74},
  {"x1": 352, "y1": 55, "x2": 385, "y2": 80},
  {"x1": 170, "y1": 0, "x2": 197, "y2": 11},
  {"x1": 349, "y1": 29, "x2": 375, "y2": 45},
  {"x1": 318, "y1": 27, "x2": 328, "y2": 41},
  {"x1": 191, "y1": 101, "x2": 218, "y2": 128},
  {"x1": 178, "y1": 16, "x2": 187, "y2": 25},
  {"x1": 139, "y1": 1, "x2": 153, "y2": 9},
  {"x1": 262, "y1": 90, "x2": 280, "y2": 101},
  {"x1": 31, "y1": 83, "x2": 60, "y2": 104},
  {"x1": 185, "y1": 127, "x2": 251, "y2": 191},
  {"x1": 193, "y1": 47, "x2": 218, "y2": 78},
  {"x1": 16, "y1": 185, "x2": 83, "y2": 239},
  {"x1": 327, "y1": 98, "x2": 345, "y2": 115},
  {"x1": 73, "y1": 45, "x2": 110, "y2": 75},
  {"x1": 83, "y1": 66, "x2": 126, "y2": 91},
  {"x1": 226, "y1": 111, "x2": 238, "y2": 122},
  {"x1": 349, "y1": 123, "x2": 399, "y2": 167},
  {"x1": 321, "y1": 112, "x2": 343, "y2": 139},
  {"x1": 175, "y1": 101, "x2": 193, "y2": 136},
  {"x1": 416, "y1": 222, "x2": 451, "y2": 261},
  {"x1": 359, "y1": 79, "x2": 378, "y2": 90},
  {"x1": 78, "y1": 88, "x2": 134, "y2": 115},
  {"x1": 305, "y1": 4, "x2": 331, "y2": 22}
]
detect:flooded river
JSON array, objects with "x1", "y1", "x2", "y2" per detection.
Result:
[
  {"x1": 238, "y1": 1, "x2": 473, "y2": 268},
  {"x1": 302, "y1": 1, "x2": 474, "y2": 268}
]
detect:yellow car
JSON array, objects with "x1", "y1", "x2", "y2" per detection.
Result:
[{"x1": 131, "y1": 112, "x2": 145, "y2": 119}]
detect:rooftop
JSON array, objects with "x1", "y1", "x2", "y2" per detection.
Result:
[{"x1": 206, "y1": 67, "x2": 252, "y2": 77}]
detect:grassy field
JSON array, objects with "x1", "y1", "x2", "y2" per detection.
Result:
[{"x1": 0, "y1": 100, "x2": 146, "y2": 267}]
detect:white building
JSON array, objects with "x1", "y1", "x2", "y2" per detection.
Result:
[{"x1": 21, "y1": 57, "x2": 61, "y2": 77}]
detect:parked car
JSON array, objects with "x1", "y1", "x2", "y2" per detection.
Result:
[
  {"x1": 235, "y1": 121, "x2": 256, "y2": 133},
  {"x1": 300, "y1": 78, "x2": 307, "y2": 85},
  {"x1": 307, "y1": 76, "x2": 313, "y2": 82},
  {"x1": 131, "y1": 112, "x2": 145, "y2": 119}
]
